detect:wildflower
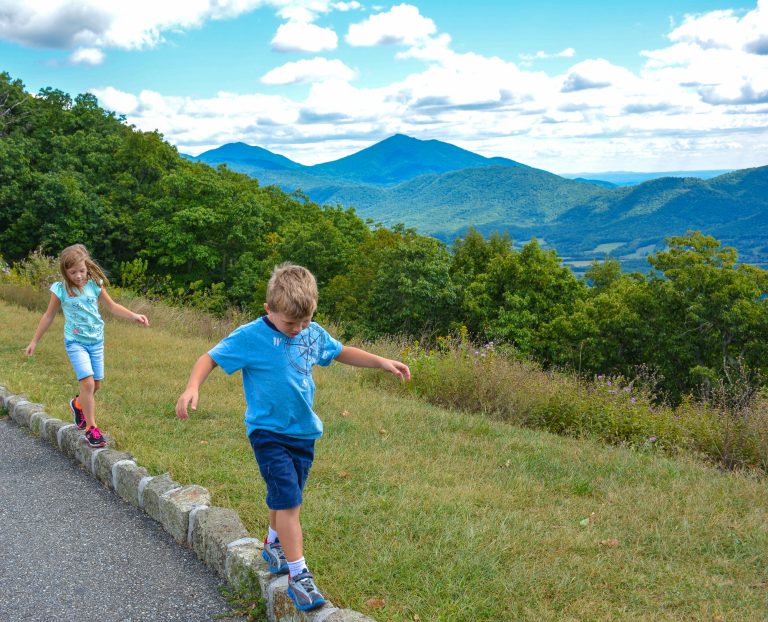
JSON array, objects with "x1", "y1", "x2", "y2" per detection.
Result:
[
  {"x1": 597, "y1": 375, "x2": 604, "y2": 380},
  {"x1": 631, "y1": 397, "x2": 636, "y2": 404},
  {"x1": 648, "y1": 436, "x2": 657, "y2": 443},
  {"x1": 623, "y1": 387, "x2": 631, "y2": 392}
]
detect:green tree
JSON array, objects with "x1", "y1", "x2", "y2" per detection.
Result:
[
  {"x1": 462, "y1": 239, "x2": 586, "y2": 357},
  {"x1": 646, "y1": 231, "x2": 768, "y2": 396}
]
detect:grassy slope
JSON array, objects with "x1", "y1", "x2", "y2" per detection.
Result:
[{"x1": 2, "y1": 299, "x2": 766, "y2": 621}]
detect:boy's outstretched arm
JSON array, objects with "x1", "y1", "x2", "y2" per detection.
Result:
[
  {"x1": 176, "y1": 353, "x2": 219, "y2": 419},
  {"x1": 335, "y1": 346, "x2": 411, "y2": 381}
]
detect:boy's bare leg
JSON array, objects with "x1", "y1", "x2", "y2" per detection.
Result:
[
  {"x1": 78, "y1": 376, "x2": 100, "y2": 428},
  {"x1": 273, "y1": 506, "x2": 304, "y2": 563}
]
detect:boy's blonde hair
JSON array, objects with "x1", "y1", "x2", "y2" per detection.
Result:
[
  {"x1": 266, "y1": 263, "x2": 317, "y2": 318},
  {"x1": 59, "y1": 244, "x2": 109, "y2": 295}
]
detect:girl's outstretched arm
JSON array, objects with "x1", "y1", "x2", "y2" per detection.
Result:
[
  {"x1": 335, "y1": 346, "x2": 411, "y2": 381},
  {"x1": 26, "y1": 294, "x2": 61, "y2": 355},
  {"x1": 99, "y1": 287, "x2": 149, "y2": 326}
]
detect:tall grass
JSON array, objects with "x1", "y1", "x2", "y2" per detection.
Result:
[
  {"x1": 0, "y1": 250, "x2": 254, "y2": 341},
  {"x1": 1, "y1": 285, "x2": 767, "y2": 620},
  {"x1": 367, "y1": 333, "x2": 768, "y2": 474},
  {"x1": 4, "y1": 258, "x2": 767, "y2": 474}
]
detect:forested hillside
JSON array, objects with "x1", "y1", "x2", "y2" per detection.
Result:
[
  {"x1": 194, "y1": 137, "x2": 768, "y2": 273},
  {"x1": 2, "y1": 72, "x2": 767, "y2": 401}
]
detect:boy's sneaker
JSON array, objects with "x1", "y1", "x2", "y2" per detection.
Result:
[
  {"x1": 288, "y1": 570, "x2": 327, "y2": 611},
  {"x1": 262, "y1": 540, "x2": 288, "y2": 574},
  {"x1": 85, "y1": 426, "x2": 106, "y2": 448},
  {"x1": 70, "y1": 397, "x2": 86, "y2": 430}
]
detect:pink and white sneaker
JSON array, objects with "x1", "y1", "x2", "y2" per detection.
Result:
[{"x1": 85, "y1": 426, "x2": 106, "y2": 448}]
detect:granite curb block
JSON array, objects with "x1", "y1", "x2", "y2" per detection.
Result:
[
  {"x1": 114, "y1": 460, "x2": 150, "y2": 508},
  {"x1": 142, "y1": 473, "x2": 180, "y2": 522},
  {"x1": 0, "y1": 386, "x2": 376, "y2": 622}
]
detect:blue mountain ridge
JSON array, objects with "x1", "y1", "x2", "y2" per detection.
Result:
[
  {"x1": 190, "y1": 135, "x2": 767, "y2": 272},
  {"x1": 307, "y1": 133, "x2": 531, "y2": 185},
  {"x1": 194, "y1": 134, "x2": 530, "y2": 186},
  {"x1": 196, "y1": 141, "x2": 303, "y2": 171}
]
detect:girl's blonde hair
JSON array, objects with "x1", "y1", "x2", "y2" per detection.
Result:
[{"x1": 59, "y1": 244, "x2": 109, "y2": 295}]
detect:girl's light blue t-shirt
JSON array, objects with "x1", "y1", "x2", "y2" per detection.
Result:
[
  {"x1": 208, "y1": 317, "x2": 343, "y2": 439},
  {"x1": 50, "y1": 280, "x2": 104, "y2": 344}
]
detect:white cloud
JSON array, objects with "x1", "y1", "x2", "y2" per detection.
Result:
[
  {"x1": 92, "y1": 85, "x2": 303, "y2": 152},
  {"x1": 346, "y1": 3, "x2": 436, "y2": 47},
  {"x1": 0, "y1": 0, "x2": 271, "y2": 50},
  {"x1": 261, "y1": 57, "x2": 356, "y2": 84},
  {"x1": 668, "y1": 0, "x2": 768, "y2": 55},
  {"x1": 94, "y1": 86, "x2": 139, "y2": 113},
  {"x1": 668, "y1": 9, "x2": 744, "y2": 51},
  {"x1": 332, "y1": 1, "x2": 361, "y2": 11},
  {"x1": 395, "y1": 33, "x2": 453, "y2": 63},
  {"x1": 276, "y1": 6, "x2": 318, "y2": 23},
  {"x1": 70, "y1": 46, "x2": 105, "y2": 64},
  {"x1": 561, "y1": 59, "x2": 637, "y2": 92},
  {"x1": 271, "y1": 21, "x2": 338, "y2": 52},
  {"x1": 520, "y1": 47, "x2": 575, "y2": 62},
  {"x1": 85, "y1": 1, "x2": 768, "y2": 172},
  {"x1": 641, "y1": 2, "x2": 768, "y2": 109}
]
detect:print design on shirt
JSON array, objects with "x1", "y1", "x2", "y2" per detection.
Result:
[
  {"x1": 69, "y1": 296, "x2": 101, "y2": 337},
  {"x1": 285, "y1": 328, "x2": 325, "y2": 376}
]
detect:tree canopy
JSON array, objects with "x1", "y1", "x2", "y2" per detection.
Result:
[{"x1": 2, "y1": 72, "x2": 766, "y2": 400}]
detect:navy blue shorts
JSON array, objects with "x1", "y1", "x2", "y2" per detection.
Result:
[{"x1": 248, "y1": 429, "x2": 315, "y2": 510}]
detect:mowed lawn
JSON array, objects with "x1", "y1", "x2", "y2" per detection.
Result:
[{"x1": 1, "y1": 298, "x2": 767, "y2": 621}]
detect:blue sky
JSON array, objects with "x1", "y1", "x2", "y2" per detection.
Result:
[{"x1": 1, "y1": 1, "x2": 767, "y2": 172}]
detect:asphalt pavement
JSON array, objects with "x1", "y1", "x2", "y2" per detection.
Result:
[{"x1": 0, "y1": 416, "x2": 243, "y2": 622}]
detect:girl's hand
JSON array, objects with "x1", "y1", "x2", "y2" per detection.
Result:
[
  {"x1": 25, "y1": 342, "x2": 36, "y2": 356},
  {"x1": 133, "y1": 313, "x2": 150, "y2": 327}
]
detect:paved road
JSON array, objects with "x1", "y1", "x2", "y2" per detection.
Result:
[{"x1": 0, "y1": 417, "x2": 242, "y2": 622}]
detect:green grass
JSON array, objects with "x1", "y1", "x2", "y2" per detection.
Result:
[{"x1": 2, "y1": 298, "x2": 767, "y2": 621}]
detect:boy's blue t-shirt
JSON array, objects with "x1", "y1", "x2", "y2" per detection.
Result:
[
  {"x1": 50, "y1": 280, "x2": 104, "y2": 344},
  {"x1": 208, "y1": 317, "x2": 343, "y2": 439}
]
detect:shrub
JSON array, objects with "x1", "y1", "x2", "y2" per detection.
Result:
[{"x1": 6, "y1": 248, "x2": 59, "y2": 288}]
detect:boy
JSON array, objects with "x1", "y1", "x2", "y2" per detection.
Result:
[{"x1": 175, "y1": 263, "x2": 410, "y2": 611}]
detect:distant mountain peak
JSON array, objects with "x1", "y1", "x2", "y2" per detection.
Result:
[
  {"x1": 307, "y1": 133, "x2": 528, "y2": 185},
  {"x1": 195, "y1": 142, "x2": 302, "y2": 170},
  {"x1": 386, "y1": 133, "x2": 415, "y2": 141}
]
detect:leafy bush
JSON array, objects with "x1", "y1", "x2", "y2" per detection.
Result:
[{"x1": 6, "y1": 248, "x2": 59, "y2": 288}]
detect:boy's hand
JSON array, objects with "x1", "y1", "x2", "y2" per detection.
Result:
[
  {"x1": 25, "y1": 342, "x2": 36, "y2": 356},
  {"x1": 382, "y1": 358, "x2": 411, "y2": 382},
  {"x1": 336, "y1": 346, "x2": 411, "y2": 380},
  {"x1": 133, "y1": 313, "x2": 150, "y2": 327},
  {"x1": 176, "y1": 389, "x2": 198, "y2": 420}
]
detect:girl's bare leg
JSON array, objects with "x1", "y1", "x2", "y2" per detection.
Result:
[{"x1": 78, "y1": 377, "x2": 101, "y2": 427}]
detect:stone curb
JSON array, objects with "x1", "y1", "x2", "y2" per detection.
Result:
[{"x1": 0, "y1": 385, "x2": 376, "y2": 622}]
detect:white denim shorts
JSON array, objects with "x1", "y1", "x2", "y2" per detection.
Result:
[{"x1": 64, "y1": 339, "x2": 105, "y2": 381}]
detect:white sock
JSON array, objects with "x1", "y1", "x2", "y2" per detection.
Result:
[
  {"x1": 288, "y1": 557, "x2": 307, "y2": 577},
  {"x1": 266, "y1": 527, "x2": 279, "y2": 544}
]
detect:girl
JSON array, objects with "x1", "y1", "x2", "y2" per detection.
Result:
[{"x1": 25, "y1": 244, "x2": 149, "y2": 447}]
